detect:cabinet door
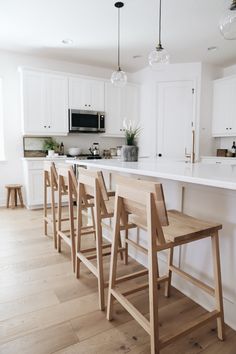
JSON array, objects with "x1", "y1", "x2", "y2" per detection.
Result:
[
  {"x1": 120, "y1": 84, "x2": 140, "y2": 127},
  {"x1": 21, "y1": 70, "x2": 46, "y2": 134},
  {"x1": 69, "y1": 78, "x2": 90, "y2": 109},
  {"x1": 90, "y1": 80, "x2": 105, "y2": 111},
  {"x1": 46, "y1": 74, "x2": 68, "y2": 134},
  {"x1": 104, "y1": 82, "x2": 122, "y2": 135},
  {"x1": 212, "y1": 79, "x2": 234, "y2": 136},
  {"x1": 28, "y1": 169, "x2": 44, "y2": 206},
  {"x1": 156, "y1": 81, "x2": 195, "y2": 160}
]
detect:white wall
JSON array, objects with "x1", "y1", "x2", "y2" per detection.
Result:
[{"x1": 0, "y1": 50, "x2": 125, "y2": 206}]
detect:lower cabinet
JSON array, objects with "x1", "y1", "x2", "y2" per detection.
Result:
[{"x1": 23, "y1": 159, "x2": 66, "y2": 209}]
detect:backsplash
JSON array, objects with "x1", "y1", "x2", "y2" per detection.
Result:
[
  {"x1": 216, "y1": 137, "x2": 236, "y2": 151},
  {"x1": 24, "y1": 134, "x2": 125, "y2": 156}
]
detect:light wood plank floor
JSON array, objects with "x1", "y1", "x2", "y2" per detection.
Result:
[{"x1": 0, "y1": 207, "x2": 236, "y2": 354}]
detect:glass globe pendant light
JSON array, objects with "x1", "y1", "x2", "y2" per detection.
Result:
[
  {"x1": 219, "y1": 0, "x2": 236, "y2": 40},
  {"x1": 111, "y1": 2, "x2": 127, "y2": 87},
  {"x1": 148, "y1": 0, "x2": 170, "y2": 68}
]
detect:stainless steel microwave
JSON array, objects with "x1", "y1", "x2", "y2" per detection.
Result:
[{"x1": 69, "y1": 109, "x2": 105, "y2": 133}]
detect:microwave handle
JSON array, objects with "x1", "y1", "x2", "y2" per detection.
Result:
[{"x1": 98, "y1": 114, "x2": 100, "y2": 131}]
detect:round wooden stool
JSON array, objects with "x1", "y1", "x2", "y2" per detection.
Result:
[{"x1": 5, "y1": 184, "x2": 24, "y2": 209}]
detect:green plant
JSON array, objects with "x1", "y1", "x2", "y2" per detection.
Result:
[
  {"x1": 123, "y1": 120, "x2": 141, "y2": 146},
  {"x1": 43, "y1": 137, "x2": 59, "y2": 151}
]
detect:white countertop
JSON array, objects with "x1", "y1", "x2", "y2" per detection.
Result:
[
  {"x1": 22, "y1": 156, "x2": 67, "y2": 161},
  {"x1": 67, "y1": 158, "x2": 236, "y2": 190}
]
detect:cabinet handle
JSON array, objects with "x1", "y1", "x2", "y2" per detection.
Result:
[
  {"x1": 226, "y1": 128, "x2": 229, "y2": 130},
  {"x1": 230, "y1": 128, "x2": 232, "y2": 130},
  {"x1": 89, "y1": 104, "x2": 91, "y2": 107},
  {"x1": 48, "y1": 126, "x2": 51, "y2": 128},
  {"x1": 158, "y1": 153, "x2": 162, "y2": 157},
  {"x1": 85, "y1": 104, "x2": 87, "y2": 107},
  {"x1": 44, "y1": 126, "x2": 46, "y2": 128}
]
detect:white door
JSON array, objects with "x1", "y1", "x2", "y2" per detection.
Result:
[
  {"x1": 46, "y1": 74, "x2": 68, "y2": 134},
  {"x1": 156, "y1": 81, "x2": 195, "y2": 160},
  {"x1": 21, "y1": 70, "x2": 46, "y2": 134}
]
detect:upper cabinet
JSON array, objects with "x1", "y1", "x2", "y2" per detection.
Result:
[
  {"x1": 69, "y1": 77, "x2": 104, "y2": 111},
  {"x1": 104, "y1": 82, "x2": 140, "y2": 137},
  {"x1": 212, "y1": 76, "x2": 236, "y2": 137},
  {"x1": 20, "y1": 69, "x2": 69, "y2": 136}
]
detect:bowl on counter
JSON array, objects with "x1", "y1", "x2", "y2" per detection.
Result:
[{"x1": 68, "y1": 147, "x2": 82, "y2": 156}]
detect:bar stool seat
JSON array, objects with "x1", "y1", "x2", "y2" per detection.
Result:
[
  {"x1": 5, "y1": 184, "x2": 24, "y2": 209},
  {"x1": 131, "y1": 209, "x2": 221, "y2": 245}
]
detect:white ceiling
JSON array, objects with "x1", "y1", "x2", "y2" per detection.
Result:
[{"x1": 0, "y1": 0, "x2": 235, "y2": 72}]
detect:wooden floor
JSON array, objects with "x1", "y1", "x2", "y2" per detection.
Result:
[{"x1": 1, "y1": 207, "x2": 236, "y2": 354}]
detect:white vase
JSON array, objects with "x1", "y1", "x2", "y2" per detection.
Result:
[{"x1": 47, "y1": 150, "x2": 55, "y2": 157}]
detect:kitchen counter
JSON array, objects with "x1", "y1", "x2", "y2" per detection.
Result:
[{"x1": 67, "y1": 158, "x2": 236, "y2": 190}]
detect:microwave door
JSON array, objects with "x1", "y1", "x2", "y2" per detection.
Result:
[{"x1": 70, "y1": 110, "x2": 99, "y2": 132}]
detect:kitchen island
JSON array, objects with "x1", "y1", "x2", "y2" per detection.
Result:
[{"x1": 68, "y1": 158, "x2": 236, "y2": 330}]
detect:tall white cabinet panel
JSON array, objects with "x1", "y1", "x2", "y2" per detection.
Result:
[
  {"x1": 20, "y1": 69, "x2": 68, "y2": 135},
  {"x1": 21, "y1": 70, "x2": 46, "y2": 134},
  {"x1": 156, "y1": 81, "x2": 195, "y2": 159},
  {"x1": 46, "y1": 75, "x2": 68, "y2": 134},
  {"x1": 104, "y1": 82, "x2": 140, "y2": 137},
  {"x1": 212, "y1": 77, "x2": 236, "y2": 137},
  {"x1": 69, "y1": 77, "x2": 104, "y2": 111}
]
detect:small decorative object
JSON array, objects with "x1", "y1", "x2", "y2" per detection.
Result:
[
  {"x1": 43, "y1": 137, "x2": 59, "y2": 156},
  {"x1": 122, "y1": 120, "x2": 141, "y2": 162}
]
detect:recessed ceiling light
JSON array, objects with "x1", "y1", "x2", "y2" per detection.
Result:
[
  {"x1": 133, "y1": 55, "x2": 142, "y2": 59},
  {"x1": 62, "y1": 39, "x2": 73, "y2": 45},
  {"x1": 207, "y1": 46, "x2": 218, "y2": 52}
]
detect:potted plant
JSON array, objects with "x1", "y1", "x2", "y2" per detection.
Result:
[
  {"x1": 122, "y1": 120, "x2": 141, "y2": 162},
  {"x1": 43, "y1": 137, "x2": 59, "y2": 157}
]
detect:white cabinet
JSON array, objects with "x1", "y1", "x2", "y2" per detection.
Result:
[
  {"x1": 201, "y1": 157, "x2": 236, "y2": 165},
  {"x1": 20, "y1": 69, "x2": 68, "y2": 136},
  {"x1": 212, "y1": 76, "x2": 236, "y2": 137},
  {"x1": 69, "y1": 77, "x2": 104, "y2": 111},
  {"x1": 23, "y1": 158, "x2": 66, "y2": 209},
  {"x1": 104, "y1": 82, "x2": 140, "y2": 136},
  {"x1": 156, "y1": 80, "x2": 196, "y2": 160}
]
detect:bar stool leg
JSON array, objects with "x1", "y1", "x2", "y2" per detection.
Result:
[
  {"x1": 211, "y1": 231, "x2": 225, "y2": 341},
  {"x1": 164, "y1": 247, "x2": 174, "y2": 297},
  {"x1": 6, "y1": 189, "x2": 10, "y2": 208},
  {"x1": 44, "y1": 174, "x2": 48, "y2": 236},
  {"x1": 57, "y1": 177, "x2": 62, "y2": 253},
  {"x1": 107, "y1": 195, "x2": 122, "y2": 320},
  {"x1": 10, "y1": 189, "x2": 15, "y2": 209},
  {"x1": 95, "y1": 181, "x2": 105, "y2": 311},
  {"x1": 14, "y1": 189, "x2": 17, "y2": 207},
  {"x1": 18, "y1": 188, "x2": 24, "y2": 207},
  {"x1": 147, "y1": 195, "x2": 160, "y2": 354},
  {"x1": 76, "y1": 185, "x2": 83, "y2": 279},
  {"x1": 50, "y1": 182, "x2": 57, "y2": 249}
]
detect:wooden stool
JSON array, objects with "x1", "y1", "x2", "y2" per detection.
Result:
[
  {"x1": 5, "y1": 184, "x2": 24, "y2": 209},
  {"x1": 75, "y1": 168, "x2": 134, "y2": 311},
  {"x1": 56, "y1": 165, "x2": 78, "y2": 271},
  {"x1": 43, "y1": 162, "x2": 59, "y2": 249},
  {"x1": 107, "y1": 176, "x2": 225, "y2": 354}
]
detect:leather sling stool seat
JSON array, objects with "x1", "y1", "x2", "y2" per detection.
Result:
[
  {"x1": 106, "y1": 176, "x2": 225, "y2": 354},
  {"x1": 75, "y1": 168, "x2": 136, "y2": 311}
]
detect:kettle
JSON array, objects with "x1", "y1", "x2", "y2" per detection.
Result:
[{"x1": 89, "y1": 142, "x2": 100, "y2": 156}]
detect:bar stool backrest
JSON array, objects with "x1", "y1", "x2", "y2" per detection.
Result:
[
  {"x1": 78, "y1": 168, "x2": 110, "y2": 216},
  {"x1": 44, "y1": 161, "x2": 58, "y2": 190},
  {"x1": 115, "y1": 177, "x2": 168, "y2": 246}
]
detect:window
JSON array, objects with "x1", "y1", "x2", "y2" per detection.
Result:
[{"x1": 0, "y1": 78, "x2": 5, "y2": 161}]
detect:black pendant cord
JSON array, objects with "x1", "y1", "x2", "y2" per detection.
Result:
[
  {"x1": 157, "y1": 0, "x2": 163, "y2": 50},
  {"x1": 118, "y1": 6, "x2": 121, "y2": 71}
]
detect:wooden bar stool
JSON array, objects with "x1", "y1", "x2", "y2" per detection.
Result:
[
  {"x1": 76, "y1": 168, "x2": 134, "y2": 311},
  {"x1": 5, "y1": 184, "x2": 24, "y2": 209},
  {"x1": 107, "y1": 176, "x2": 225, "y2": 354},
  {"x1": 43, "y1": 162, "x2": 59, "y2": 248}
]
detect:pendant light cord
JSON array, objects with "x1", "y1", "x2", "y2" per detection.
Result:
[
  {"x1": 158, "y1": 0, "x2": 162, "y2": 48},
  {"x1": 118, "y1": 6, "x2": 121, "y2": 71}
]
